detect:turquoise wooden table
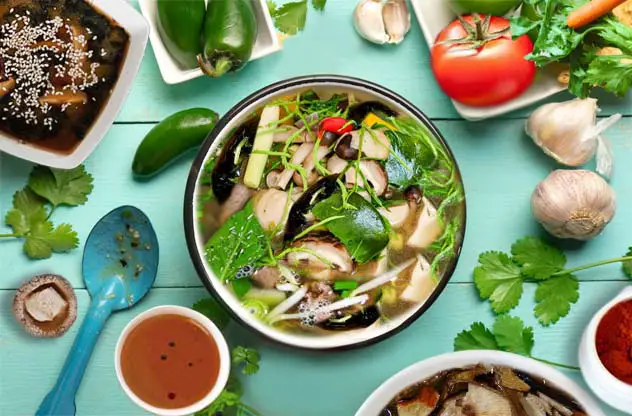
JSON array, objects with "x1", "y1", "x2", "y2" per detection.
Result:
[{"x1": 1, "y1": 1, "x2": 631, "y2": 415}]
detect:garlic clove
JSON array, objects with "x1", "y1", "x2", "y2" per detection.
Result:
[
  {"x1": 354, "y1": 0, "x2": 389, "y2": 45},
  {"x1": 525, "y1": 98, "x2": 598, "y2": 167},
  {"x1": 531, "y1": 169, "x2": 616, "y2": 241},
  {"x1": 383, "y1": 0, "x2": 411, "y2": 44}
]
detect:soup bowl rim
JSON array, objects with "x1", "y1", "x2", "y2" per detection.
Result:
[
  {"x1": 183, "y1": 74, "x2": 467, "y2": 351},
  {"x1": 114, "y1": 305, "x2": 231, "y2": 416},
  {"x1": 355, "y1": 350, "x2": 606, "y2": 416}
]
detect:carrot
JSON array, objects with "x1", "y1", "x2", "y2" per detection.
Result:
[{"x1": 567, "y1": 0, "x2": 628, "y2": 28}]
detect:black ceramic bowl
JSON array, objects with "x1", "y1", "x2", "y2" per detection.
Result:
[{"x1": 184, "y1": 75, "x2": 466, "y2": 350}]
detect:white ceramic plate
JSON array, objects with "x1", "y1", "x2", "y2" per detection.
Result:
[
  {"x1": 355, "y1": 350, "x2": 606, "y2": 416},
  {"x1": 410, "y1": 0, "x2": 567, "y2": 121},
  {"x1": 0, "y1": 0, "x2": 149, "y2": 169},
  {"x1": 138, "y1": 0, "x2": 283, "y2": 85}
]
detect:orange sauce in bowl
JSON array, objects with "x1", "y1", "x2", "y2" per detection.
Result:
[{"x1": 120, "y1": 314, "x2": 220, "y2": 409}]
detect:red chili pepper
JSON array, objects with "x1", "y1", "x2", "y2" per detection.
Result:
[{"x1": 320, "y1": 117, "x2": 354, "y2": 135}]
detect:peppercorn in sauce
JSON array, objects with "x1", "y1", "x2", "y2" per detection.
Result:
[{"x1": 0, "y1": 0, "x2": 129, "y2": 153}]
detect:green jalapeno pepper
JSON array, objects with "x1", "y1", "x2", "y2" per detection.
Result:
[
  {"x1": 132, "y1": 108, "x2": 219, "y2": 179},
  {"x1": 156, "y1": 0, "x2": 206, "y2": 68},
  {"x1": 197, "y1": 0, "x2": 258, "y2": 78}
]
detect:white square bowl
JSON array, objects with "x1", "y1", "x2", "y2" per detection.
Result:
[
  {"x1": 0, "y1": 0, "x2": 149, "y2": 169},
  {"x1": 138, "y1": 0, "x2": 283, "y2": 85},
  {"x1": 410, "y1": 0, "x2": 567, "y2": 121}
]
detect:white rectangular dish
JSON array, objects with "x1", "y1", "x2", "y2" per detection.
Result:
[
  {"x1": 410, "y1": 0, "x2": 567, "y2": 121},
  {"x1": 138, "y1": 0, "x2": 283, "y2": 85},
  {"x1": 0, "y1": 0, "x2": 149, "y2": 169}
]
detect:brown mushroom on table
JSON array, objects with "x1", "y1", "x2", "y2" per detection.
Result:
[{"x1": 13, "y1": 274, "x2": 78, "y2": 338}]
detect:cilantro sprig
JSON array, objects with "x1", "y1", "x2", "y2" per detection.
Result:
[
  {"x1": 1, "y1": 165, "x2": 93, "y2": 259},
  {"x1": 454, "y1": 315, "x2": 579, "y2": 370},
  {"x1": 193, "y1": 298, "x2": 265, "y2": 416},
  {"x1": 474, "y1": 236, "x2": 632, "y2": 326},
  {"x1": 267, "y1": 0, "x2": 326, "y2": 36}
]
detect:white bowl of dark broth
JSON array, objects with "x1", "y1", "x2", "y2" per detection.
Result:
[
  {"x1": 0, "y1": 0, "x2": 148, "y2": 168},
  {"x1": 356, "y1": 351, "x2": 606, "y2": 416},
  {"x1": 184, "y1": 76, "x2": 466, "y2": 350}
]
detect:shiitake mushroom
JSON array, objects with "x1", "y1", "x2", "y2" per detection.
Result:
[
  {"x1": 321, "y1": 305, "x2": 380, "y2": 330},
  {"x1": 284, "y1": 175, "x2": 338, "y2": 242}
]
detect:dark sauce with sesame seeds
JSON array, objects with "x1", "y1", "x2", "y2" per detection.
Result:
[
  {"x1": 0, "y1": 0, "x2": 129, "y2": 153},
  {"x1": 120, "y1": 314, "x2": 221, "y2": 409}
]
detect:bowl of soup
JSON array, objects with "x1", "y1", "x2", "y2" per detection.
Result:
[
  {"x1": 0, "y1": 0, "x2": 148, "y2": 168},
  {"x1": 184, "y1": 75, "x2": 467, "y2": 350},
  {"x1": 356, "y1": 351, "x2": 605, "y2": 416}
]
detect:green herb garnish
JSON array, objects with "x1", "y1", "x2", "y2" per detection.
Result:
[
  {"x1": 333, "y1": 280, "x2": 359, "y2": 291},
  {"x1": 192, "y1": 297, "x2": 231, "y2": 330},
  {"x1": 454, "y1": 315, "x2": 579, "y2": 370},
  {"x1": 267, "y1": 0, "x2": 326, "y2": 36},
  {"x1": 232, "y1": 346, "x2": 261, "y2": 375},
  {"x1": 474, "y1": 236, "x2": 632, "y2": 325},
  {"x1": 1, "y1": 165, "x2": 93, "y2": 259}
]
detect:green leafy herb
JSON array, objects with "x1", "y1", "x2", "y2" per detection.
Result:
[
  {"x1": 312, "y1": 191, "x2": 389, "y2": 263},
  {"x1": 232, "y1": 346, "x2": 260, "y2": 375},
  {"x1": 312, "y1": 0, "x2": 326, "y2": 11},
  {"x1": 232, "y1": 279, "x2": 253, "y2": 300},
  {"x1": 1, "y1": 165, "x2": 93, "y2": 259},
  {"x1": 474, "y1": 236, "x2": 632, "y2": 325},
  {"x1": 204, "y1": 201, "x2": 270, "y2": 281},
  {"x1": 333, "y1": 280, "x2": 359, "y2": 291},
  {"x1": 624, "y1": 247, "x2": 632, "y2": 279},
  {"x1": 270, "y1": 0, "x2": 308, "y2": 35},
  {"x1": 192, "y1": 298, "x2": 231, "y2": 330},
  {"x1": 454, "y1": 315, "x2": 578, "y2": 370}
]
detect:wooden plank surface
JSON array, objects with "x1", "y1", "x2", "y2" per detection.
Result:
[{"x1": 1, "y1": 283, "x2": 628, "y2": 416}]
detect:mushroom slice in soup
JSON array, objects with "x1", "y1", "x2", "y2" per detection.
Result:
[
  {"x1": 400, "y1": 254, "x2": 435, "y2": 304},
  {"x1": 407, "y1": 197, "x2": 443, "y2": 249},
  {"x1": 396, "y1": 386, "x2": 440, "y2": 416},
  {"x1": 219, "y1": 184, "x2": 254, "y2": 225},
  {"x1": 253, "y1": 189, "x2": 293, "y2": 231},
  {"x1": 451, "y1": 383, "x2": 513, "y2": 416},
  {"x1": 345, "y1": 160, "x2": 388, "y2": 196},
  {"x1": 379, "y1": 203, "x2": 410, "y2": 229},
  {"x1": 286, "y1": 235, "x2": 353, "y2": 276},
  {"x1": 326, "y1": 154, "x2": 347, "y2": 174},
  {"x1": 349, "y1": 129, "x2": 391, "y2": 160}
]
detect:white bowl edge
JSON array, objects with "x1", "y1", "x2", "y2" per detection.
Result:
[
  {"x1": 409, "y1": 0, "x2": 567, "y2": 121},
  {"x1": 0, "y1": 0, "x2": 149, "y2": 169},
  {"x1": 138, "y1": 0, "x2": 283, "y2": 85},
  {"x1": 114, "y1": 305, "x2": 231, "y2": 416},
  {"x1": 579, "y1": 286, "x2": 632, "y2": 413},
  {"x1": 355, "y1": 350, "x2": 606, "y2": 416}
]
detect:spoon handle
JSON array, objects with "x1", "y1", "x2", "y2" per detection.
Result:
[{"x1": 36, "y1": 297, "x2": 114, "y2": 416}]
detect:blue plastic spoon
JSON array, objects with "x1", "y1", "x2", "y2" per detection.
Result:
[{"x1": 36, "y1": 206, "x2": 159, "y2": 416}]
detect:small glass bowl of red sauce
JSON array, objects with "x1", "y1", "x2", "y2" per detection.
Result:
[
  {"x1": 579, "y1": 286, "x2": 632, "y2": 413},
  {"x1": 115, "y1": 305, "x2": 230, "y2": 416}
]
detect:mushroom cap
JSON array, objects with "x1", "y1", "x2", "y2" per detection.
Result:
[{"x1": 13, "y1": 274, "x2": 77, "y2": 338}]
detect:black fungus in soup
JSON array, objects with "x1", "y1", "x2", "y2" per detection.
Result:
[
  {"x1": 381, "y1": 364, "x2": 588, "y2": 416},
  {"x1": 196, "y1": 90, "x2": 465, "y2": 335},
  {"x1": 0, "y1": 0, "x2": 130, "y2": 153}
]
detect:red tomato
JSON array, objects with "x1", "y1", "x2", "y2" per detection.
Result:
[{"x1": 431, "y1": 15, "x2": 536, "y2": 107}]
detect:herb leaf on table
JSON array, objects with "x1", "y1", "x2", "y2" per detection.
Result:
[
  {"x1": 454, "y1": 316, "x2": 578, "y2": 370},
  {"x1": 192, "y1": 298, "x2": 231, "y2": 330},
  {"x1": 233, "y1": 346, "x2": 260, "y2": 375},
  {"x1": 312, "y1": 0, "x2": 326, "y2": 11},
  {"x1": 28, "y1": 165, "x2": 94, "y2": 208},
  {"x1": 204, "y1": 201, "x2": 270, "y2": 282},
  {"x1": 269, "y1": 1, "x2": 308, "y2": 35},
  {"x1": 312, "y1": 191, "x2": 389, "y2": 263},
  {"x1": 473, "y1": 236, "x2": 632, "y2": 326}
]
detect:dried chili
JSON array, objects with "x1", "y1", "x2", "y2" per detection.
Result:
[{"x1": 595, "y1": 299, "x2": 632, "y2": 384}]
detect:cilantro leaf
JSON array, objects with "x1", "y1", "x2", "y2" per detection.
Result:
[
  {"x1": 205, "y1": 201, "x2": 269, "y2": 281},
  {"x1": 5, "y1": 189, "x2": 48, "y2": 236},
  {"x1": 201, "y1": 389, "x2": 242, "y2": 415},
  {"x1": 493, "y1": 315, "x2": 534, "y2": 356},
  {"x1": 232, "y1": 346, "x2": 260, "y2": 375},
  {"x1": 623, "y1": 247, "x2": 632, "y2": 279},
  {"x1": 511, "y1": 236, "x2": 566, "y2": 280},
  {"x1": 28, "y1": 165, "x2": 94, "y2": 208},
  {"x1": 23, "y1": 221, "x2": 78, "y2": 259},
  {"x1": 473, "y1": 251, "x2": 523, "y2": 313},
  {"x1": 193, "y1": 298, "x2": 231, "y2": 330},
  {"x1": 534, "y1": 274, "x2": 579, "y2": 326},
  {"x1": 267, "y1": 0, "x2": 277, "y2": 14},
  {"x1": 312, "y1": 0, "x2": 326, "y2": 11},
  {"x1": 454, "y1": 322, "x2": 498, "y2": 351},
  {"x1": 271, "y1": 0, "x2": 307, "y2": 35}
]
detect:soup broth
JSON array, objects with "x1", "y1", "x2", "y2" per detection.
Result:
[
  {"x1": 381, "y1": 364, "x2": 587, "y2": 416},
  {"x1": 120, "y1": 314, "x2": 220, "y2": 409},
  {"x1": 197, "y1": 90, "x2": 465, "y2": 336},
  {"x1": 0, "y1": 0, "x2": 130, "y2": 153}
]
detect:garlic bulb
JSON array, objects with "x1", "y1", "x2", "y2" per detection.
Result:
[
  {"x1": 531, "y1": 170, "x2": 616, "y2": 241},
  {"x1": 353, "y1": 0, "x2": 411, "y2": 45},
  {"x1": 525, "y1": 98, "x2": 622, "y2": 179}
]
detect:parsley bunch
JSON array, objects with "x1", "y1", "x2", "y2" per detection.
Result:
[
  {"x1": 267, "y1": 0, "x2": 326, "y2": 36},
  {"x1": 474, "y1": 237, "x2": 632, "y2": 326},
  {"x1": 454, "y1": 315, "x2": 579, "y2": 370},
  {"x1": 1, "y1": 165, "x2": 94, "y2": 259},
  {"x1": 193, "y1": 299, "x2": 265, "y2": 416}
]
